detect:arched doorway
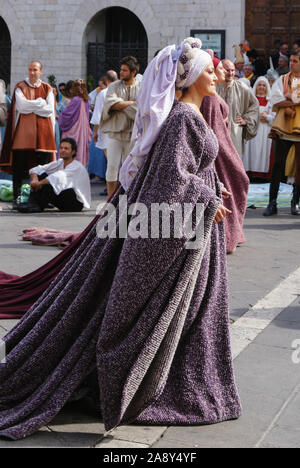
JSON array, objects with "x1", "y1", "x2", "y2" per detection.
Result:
[
  {"x1": 0, "y1": 17, "x2": 11, "y2": 88},
  {"x1": 85, "y1": 7, "x2": 148, "y2": 87}
]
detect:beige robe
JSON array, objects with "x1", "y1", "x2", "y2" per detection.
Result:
[
  {"x1": 217, "y1": 81, "x2": 259, "y2": 156},
  {"x1": 100, "y1": 80, "x2": 140, "y2": 142}
]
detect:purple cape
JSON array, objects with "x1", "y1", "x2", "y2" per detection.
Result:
[
  {"x1": 58, "y1": 97, "x2": 89, "y2": 132},
  {"x1": 0, "y1": 102, "x2": 241, "y2": 440},
  {"x1": 201, "y1": 95, "x2": 250, "y2": 253}
]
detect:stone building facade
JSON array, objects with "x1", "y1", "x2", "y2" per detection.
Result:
[{"x1": 0, "y1": 0, "x2": 246, "y2": 89}]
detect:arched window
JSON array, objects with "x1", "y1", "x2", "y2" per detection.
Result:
[
  {"x1": 0, "y1": 17, "x2": 11, "y2": 88},
  {"x1": 86, "y1": 7, "x2": 148, "y2": 87}
]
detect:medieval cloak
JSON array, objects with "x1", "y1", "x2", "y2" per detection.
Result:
[
  {"x1": 201, "y1": 95, "x2": 250, "y2": 253},
  {"x1": 58, "y1": 97, "x2": 92, "y2": 167},
  {"x1": 0, "y1": 81, "x2": 57, "y2": 173},
  {"x1": 217, "y1": 80, "x2": 259, "y2": 156},
  {"x1": 0, "y1": 102, "x2": 241, "y2": 440}
]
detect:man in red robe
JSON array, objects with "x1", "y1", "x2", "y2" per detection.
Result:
[{"x1": 0, "y1": 61, "x2": 57, "y2": 208}]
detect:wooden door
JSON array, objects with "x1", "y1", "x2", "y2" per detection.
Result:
[{"x1": 246, "y1": 0, "x2": 300, "y2": 61}]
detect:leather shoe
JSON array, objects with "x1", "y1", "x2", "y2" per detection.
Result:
[
  {"x1": 291, "y1": 202, "x2": 300, "y2": 215},
  {"x1": 263, "y1": 200, "x2": 277, "y2": 217},
  {"x1": 16, "y1": 202, "x2": 42, "y2": 213}
]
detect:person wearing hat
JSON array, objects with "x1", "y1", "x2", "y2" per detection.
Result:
[
  {"x1": 243, "y1": 76, "x2": 275, "y2": 179},
  {"x1": 233, "y1": 44, "x2": 245, "y2": 78},
  {"x1": 0, "y1": 37, "x2": 241, "y2": 440},
  {"x1": 239, "y1": 40, "x2": 251, "y2": 66},
  {"x1": 266, "y1": 69, "x2": 280, "y2": 88}
]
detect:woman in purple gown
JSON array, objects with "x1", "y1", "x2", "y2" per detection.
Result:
[
  {"x1": 58, "y1": 80, "x2": 92, "y2": 167},
  {"x1": 201, "y1": 58, "x2": 249, "y2": 254},
  {"x1": 0, "y1": 38, "x2": 241, "y2": 440}
]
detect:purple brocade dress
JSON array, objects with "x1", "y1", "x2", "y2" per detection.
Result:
[{"x1": 0, "y1": 102, "x2": 241, "y2": 440}]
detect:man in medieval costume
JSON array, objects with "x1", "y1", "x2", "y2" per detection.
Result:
[
  {"x1": 0, "y1": 61, "x2": 57, "y2": 208},
  {"x1": 264, "y1": 50, "x2": 300, "y2": 216},
  {"x1": 217, "y1": 59, "x2": 259, "y2": 157},
  {"x1": 100, "y1": 56, "x2": 141, "y2": 198}
]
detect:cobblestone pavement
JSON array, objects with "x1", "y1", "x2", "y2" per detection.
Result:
[{"x1": 0, "y1": 184, "x2": 299, "y2": 447}]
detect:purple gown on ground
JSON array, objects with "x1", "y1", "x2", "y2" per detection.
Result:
[{"x1": 0, "y1": 102, "x2": 241, "y2": 440}]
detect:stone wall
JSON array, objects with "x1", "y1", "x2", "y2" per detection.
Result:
[{"x1": 0, "y1": 0, "x2": 245, "y2": 88}]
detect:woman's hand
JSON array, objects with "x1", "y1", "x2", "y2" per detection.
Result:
[
  {"x1": 235, "y1": 115, "x2": 246, "y2": 126},
  {"x1": 222, "y1": 187, "x2": 232, "y2": 200},
  {"x1": 260, "y1": 111, "x2": 268, "y2": 123},
  {"x1": 214, "y1": 204, "x2": 232, "y2": 224},
  {"x1": 93, "y1": 130, "x2": 98, "y2": 142}
]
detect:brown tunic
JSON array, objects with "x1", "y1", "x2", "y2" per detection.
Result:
[{"x1": 0, "y1": 81, "x2": 56, "y2": 173}]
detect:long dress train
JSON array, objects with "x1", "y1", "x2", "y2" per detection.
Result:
[{"x1": 0, "y1": 102, "x2": 241, "y2": 440}]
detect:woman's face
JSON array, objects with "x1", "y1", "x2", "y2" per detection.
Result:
[
  {"x1": 215, "y1": 63, "x2": 225, "y2": 83},
  {"x1": 194, "y1": 63, "x2": 218, "y2": 97},
  {"x1": 256, "y1": 81, "x2": 267, "y2": 96}
]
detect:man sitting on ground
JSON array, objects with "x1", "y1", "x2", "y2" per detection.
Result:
[{"x1": 17, "y1": 138, "x2": 91, "y2": 213}]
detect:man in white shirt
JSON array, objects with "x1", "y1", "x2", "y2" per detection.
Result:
[
  {"x1": 0, "y1": 61, "x2": 57, "y2": 207},
  {"x1": 92, "y1": 70, "x2": 118, "y2": 153},
  {"x1": 91, "y1": 70, "x2": 118, "y2": 196},
  {"x1": 264, "y1": 51, "x2": 300, "y2": 216},
  {"x1": 17, "y1": 138, "x2": 91, "y2": 213}
]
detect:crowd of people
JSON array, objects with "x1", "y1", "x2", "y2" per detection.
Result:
[
  {"x1": 1, "y1": 39, "x2": 300, "y2": 218},
  {"x1": 0, "y1": 34, "x2": 300, "y2": 442}
]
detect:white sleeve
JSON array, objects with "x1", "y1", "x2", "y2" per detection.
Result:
[
  {"x1": 270, "y1": 77, "x2": 285, "y2": 108},
  {"x1": 266, "y1": 102, "x2": 276, "y2": 126},
  {"x1": 46, "y1": 90, "x2": 56, "y2": 131},
  {"x1": 91, "y1": 92, "x2": 105, "y2": 125},
  {"x1": 29, "y1": 160, "x2": 60, "y2": 176},
  {"x1": 15, "y1": 88, "x2": 54, "y2": 119}
]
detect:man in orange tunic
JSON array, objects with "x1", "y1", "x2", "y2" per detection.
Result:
[{"x1": 0, "y1": 61, "x2": 57, "y2": 207}]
